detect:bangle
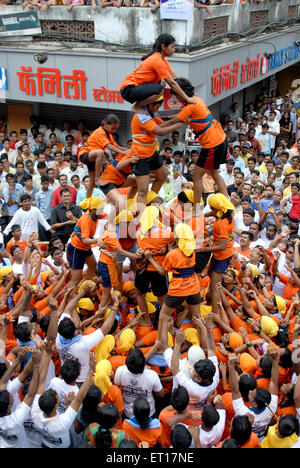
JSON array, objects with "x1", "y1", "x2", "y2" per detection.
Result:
[{"x1": 246, "y1": 343, "x2": 253, "y2": 348}]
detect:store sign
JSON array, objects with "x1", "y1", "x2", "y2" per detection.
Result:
[
  {"x1": 267, "y1": 44, "x2": 300, "y2": 72},
  {"x1": 0, "y1": 11, "x2": 41, "y2": 37},
  {"x1": 16, "y1": 66, "x2": 123, "y2": 104},
  {"x1": 212, "y1": 53, "x2": 265, "y2": 97},
  {"x1": 211, "y1": 44, "x2": 300, "y2": 97},
  {"x1": 160, "y1": 0, "x2": 193, "y2": 21}
]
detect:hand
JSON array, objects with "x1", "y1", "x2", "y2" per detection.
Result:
[
  {"x1": 205, "y1": 313, "x2": 213, "y2": 330},
  {"x1": 187, "y1": 97, "x2": 197, "y2": 105},
  {"x1": 273, "y1": 251, "x2": 280, "y2": 263},
  {"x1": 258, "y1": 274, "x2": 265, "y2": 287},
  {"x1": 247, "y1": 318, "x2": 259, "y2": 332},
  {"x1": 31, "y1": 348, "x2": 41, "y2": 366},
  {"x1": 175, "y1": 329, "x2": 186, "y2": 347},
  {"x1": 188, "y1": 425, "x2": 200, "y2": 441},
  {"x1": 65, "y1": 392, "x2": 76, "y2": 408},
  {"x1": 228, "y1": 353, "x2": 239, "y2": 367},
  {"x1": 190, "y1": 412, "x2": 201, "y2": 421},
  {"x1": 16, "y1": 346, "x2": 30, "y2": 362},
  {"x1": 144, "y1": 249, "x2": 152, "y2": 260},
  {"x1": 97, "y1": 239, "x2": 105, "y2": 249},
  {"x1": 47, "y1": 296, "x2": 58, "y2": 310},
  {"x1": 239, "y1": 327, "x2": 248, "y2": 342},
  {"x1": 130, "y1": 155, "x2": 140, "y2": 164},
  {"x1": 267, "y1": 346, "x2": 279, "y2": 361},
  {"x1": 219, "y1": 361, "x2": 227, "y2": 374},
  {"x1": 42, "y1": 340, "x2": 55, "y2": 356},
  {"x1": 284, "y1": 261, "x2": 293, "y2": 273}
]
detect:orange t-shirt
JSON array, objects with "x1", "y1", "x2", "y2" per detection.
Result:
[
  {"x1": 103, "y1": 385, "x2": 124, "y2": 429},
  {"x1": 136, "y1": 227, "x2": 174, "y2": 272},
  {"x1": 100, "y1": 153, "x2": 132, "y2": 186},
  {"x1": 217, "y1": 432, "x2": 259, "y2": 448},
  {"x1": 130, "y1": 113, "x2": 162, "y2": 159},
  {"x1": 222, "y1": 392, "x2": 252, "y2": 439},
  {"x1": 122, "y1": 418, "x2": 168, "y2": 448},
  {"x1": 176, "y1": 96, "x2": 225, "y2": 148},
  {"x1": 159, "y1": 408, "x2": 202, "y2": 447},
  {"x1": 78, "y1": 126, "x2": 116, "y2": 159},
  {"x1": 71, "y1": 213, "x2": 98, "y2": 251},
  {"x1": 120, "y1": 52, "x2": 173, "y2": 89},
  {"x1": 6, "y1": 238, "x2": 27, "y2": 255},
  {"x1": 235, "y1": 246, "x2": 251, "y2": 259},
  {"x1": 163, "y1": 248, "x2": 200, "y2": 297},
  {"x1": 99, "y1": 230, "x2": 121, "y2": 265},
  {"x1": 212, "y1": 217, "x2": 235, "y2": 260}
]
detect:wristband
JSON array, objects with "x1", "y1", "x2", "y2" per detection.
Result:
[
  {"x1": 246, "y1": 343, "x2": 253, "y2": 348},
  {"x1": 256, "y1": 329, "x2": 262, "y2": 335}
]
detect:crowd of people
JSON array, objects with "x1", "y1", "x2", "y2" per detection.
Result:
[{"x1": 0, "y1": 33, "x2": 299, "y2": 450}]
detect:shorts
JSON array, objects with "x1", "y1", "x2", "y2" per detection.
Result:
[
  {"x1": 134, "y1": 269, "x2": 168, "y2": 297},
  {"x1": 164, "y1": 292, "x2": 201, "y2": 309},
  {"x1": 100, "y1": 182, "x2": 123, "y2": 196},
  {"x1": 98, "y1": 261, "x2": 119, "y2": 288},
  {"x1": 211, "y1": 255, "x2": 233, "y2": 274},
  {"x1": 133, "y1": 151, "x2": 163, "y2": 176},
  {"x1": 79, "y1": 152, "x2": 96, "y2": 171},
  {"x1": 196, "y1": 138, "x2": 228, "y2": 170},
  {"x1": 195, "y1": 251, "x2": 211, "y2": 274},
  {"x1": 117, "y1": 244, "x2": 137, "y2": 264},
  {"x1": 67, "y1": 243, "x2": 93, "y2": 270},
  {"x1": 120, "y1": 83, "x2": 164, "y2": 104}
]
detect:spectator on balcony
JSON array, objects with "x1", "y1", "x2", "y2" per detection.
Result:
[
  {"x1": 63, "y1": 0, "x2": 85, "y2": 12},
  {"x1": 61, "y1": 120, "x2": 76, "y2": 144},
  {"x1": 139, "y1": 0, "x2": 160, "y2": 13},
  {"x1": 45, "y1": 120, "x2": 63, "y2": 145},
  {"x1": 22, "y1": 0, "x2": 57, "y2": 11},
  {"x1": 193, "y1": 0, "x2": 211, "y2": 13}
]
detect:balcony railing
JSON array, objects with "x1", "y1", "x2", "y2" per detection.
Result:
[{"x1": 0, "y1": 0, "x2": 299, "y2": 49}]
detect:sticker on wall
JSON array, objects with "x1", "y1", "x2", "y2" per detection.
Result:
[{"x1": 0, "y1": 68, "x2": 8, "y2": 90}]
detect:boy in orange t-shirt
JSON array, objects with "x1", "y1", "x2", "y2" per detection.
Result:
[{"x1": 78, "y1": 115, "x2": 129, "y2": 197}]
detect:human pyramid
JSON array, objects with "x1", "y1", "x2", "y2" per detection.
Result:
[{"x1": 0, "y1": 33, "x2": 299, "y2": 450}]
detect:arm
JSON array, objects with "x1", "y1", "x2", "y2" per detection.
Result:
[
  {"x1": 70, "y1": 353, "x2": 96, "y2": 413},
  {"x1": 23, "y1": 348, "x2": 40, "y2": 408},
  {"x1": 0, "y1": 347, "x2": 29, "y2": 390},
  {"x1": 228, "y1": 354, "x2": 241, "y2": 400},
  {"x1": 144, "y1": 250, "x2": 168, "y2": 276},
  {"x1": 268, "y1": 347, "x2": 279, "y2": 396},
  {"x1": 170, "y1": 329, "x2": 185, "y2": 377},
  {"x1": 294, "y1": 239, "x2": 300, "y2": 268},
  {"x1": 197, "y1": 237, "x2": 228, "y2": 254},
  {"x1": 205, "y1": 314, "x2": 217, "y2": 358}
]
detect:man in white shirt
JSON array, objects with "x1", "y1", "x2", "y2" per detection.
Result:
[
  {"x1": 55, "y1": 286, "x2": 118, "y2": 384},
  {"x1": 48, "y1": 359, "x2": 80, "y2": 415},
  {"x1": 267, "y1": 111, "x2": 280, "y2": 152},
  {"x1": 198, "y1": 397, "x2": 226, "y2": 448},
  {"x1": 219, "y1": 159, "x2": 235, "y2": 186},
  {"x1": 229, "y1": 349, "x2": 279, "y2": 443},
  {"x1": 0, "y1": 139, "x2": 17, "y2": 166},
  {"x1": 31, "y1": 344, "x2": 96, "y2": 448},
  {"x1": 115, "y1": 348, "x2": 164, "y2": 418},
  {"x1": 60, "y1": 155, "x2": 88, "y2": 184},
  {"x1": 44, "y1": 119, "x2": 63, "y2": 145},
  {"x1": 3, "y1": 194, "x2": 54, "y2": 240},
  {"x1": 164, "y1": 318, "x2": 219, "y2": 411},
  {"x1": 0, "y1": 347, "x2": 40, "y2": 449}
]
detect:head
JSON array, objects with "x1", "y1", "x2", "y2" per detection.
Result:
[
  {"x1": 38, "y1": 389, "x2": 59, "y2": 416},
  {"x1": 242, "y1": 208, "x2": 255, "y2": 226},
  {"x1": 230, "y1": 415, "x2": 252, "y2": 447},
  {"x1": 10, "y1": 245, "x2": 24, "y2": 263},
  {"x1": 133, "y1": 397, "x2": 150, "y2": 430},
  {"x1": 20, "y1": 194, "x2": 31, "y2": 211},
  {"x1": 60, "y1": 188, "x2": 71, "y2": 205},
  {"x1": 193, "y1": 359, "x2": 216, "y2": 385},
  {"x1": 60, "y1": 358, "x2": 81, "y2": 385},
  {"x1": 170, "y1": 425, "x2": 192, "y2": 449},
  {"x1": 126, "y1": 348, "x2": 145, "y2": 374},
  {"x1": 103, "y1": 114, "x2": 120, "y2": 134},
  {"x1": 202, "y1": 405, "x2": 220, "y2": 430},
  {"x1": 58, "y1": 317, "x2": 77, "y2": 340},
  {"x1": 170, "y1": 385, "x2": 189, "y2": 412}
]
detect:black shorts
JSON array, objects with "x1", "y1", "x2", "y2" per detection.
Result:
[
  {"x1": 194, "y1": 251, "x2": 211, "y2": 274},
  {"x1": 120, "y1": 83, "x2": 164, "y2": 104},
  {"x1": 133, "y1": 151, "x2": 163, "y2": 176},
  {"x1": 164, "y1": 292, "x2": 201, "y2": 309},
  {"x1": 79, "y1": 152, "x2": 95, "y2": 171},
  {"x1": 196, "y1": 138, "x2": 228, "y2": 170},
  {"x1": 100, "y1": 182, "x2": 123, "y2": 196},
  {"x1": 134, "y1": 269, "x2": 168, "y2": 298}
]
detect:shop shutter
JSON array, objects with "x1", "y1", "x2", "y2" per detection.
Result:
[{"x1": 38, "y1": 102, "x2": 132, "y2": 146}]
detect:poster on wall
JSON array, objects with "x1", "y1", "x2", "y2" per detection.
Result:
[{"x1": 160, "y1": 0, "x2": 193, "y2": 21}]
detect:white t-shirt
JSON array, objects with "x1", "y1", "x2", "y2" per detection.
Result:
[
  {"x1": 7, "y1": 377, "x2": 22, "y2": 412},
  {"x1": 56, "y1": 313, "x2": 104, "y2": 383},
  {"x1": 199, "y1": 409, "x2": 226, "y2": 448},
  {"x1": 164, "y1": 351, "x2": 219, "y2": 410},
  {"x1": 114, "y1": 366, "x2": 163, "y2": 419},
  {"x1": 0, "y1": 401, "x2": 31, "y2": 448},
  {"x1": 267, "y1": 120, "x2": 280, "y2": 148},
  {"x1": 49, "y1": 377, "x2": 79, "y2": 414},
  {"x1": 31, "y1": 394, "x2": 77, "y2": 448},
  {"x1": 233, "y1": 395, "x2": 278, "y2": 442}
]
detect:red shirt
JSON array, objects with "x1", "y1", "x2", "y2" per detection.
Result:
[{"x1": 51, "y1": 185, "x2": 77, "y2": 207}]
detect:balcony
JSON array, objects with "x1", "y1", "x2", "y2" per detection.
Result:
[{"x1": 0, "y1": 0, "x2": 299, "y2": 50}]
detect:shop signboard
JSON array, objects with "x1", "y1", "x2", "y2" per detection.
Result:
[{"x1": 0, "y1": 11, "x2": 41, "y2": 37}]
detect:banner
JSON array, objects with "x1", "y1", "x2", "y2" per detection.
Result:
[
  {"x1": 0, "y1": 11, "x2": 41, "y2": 37},
  {"x1": 163, "y1": 88, "x2": 184, "y2": 110},
  {"x1": 160, "y1": 0, "x2": 193, "y2": 21}
]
